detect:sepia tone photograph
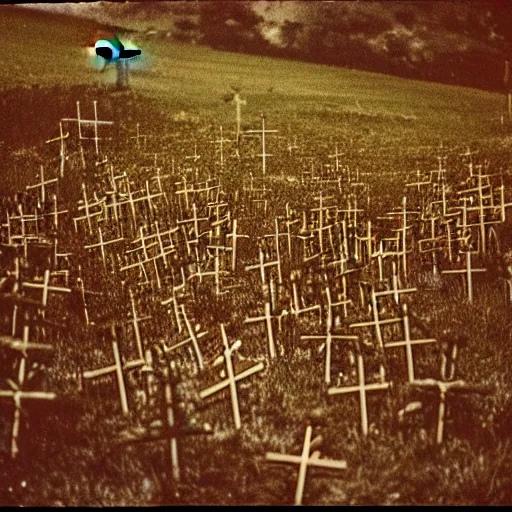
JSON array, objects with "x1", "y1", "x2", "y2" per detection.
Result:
[{"x1": 1, "y1": 0, "x2": 512, "y2": 505}]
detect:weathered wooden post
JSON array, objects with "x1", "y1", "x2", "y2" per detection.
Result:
[
  {"x1": 116, "y1": 59, "x2": 130, "y2": 90},
  {"x1": 505, "y1": 60, "x2": 511, "y2": 123}
]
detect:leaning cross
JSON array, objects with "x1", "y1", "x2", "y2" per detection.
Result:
[
  {"x1": 199, "y1": 324, "x2": 264, "y2": 430},
  {"x1": 265, "y1": 424, "x2": 347, "y2": 505}
]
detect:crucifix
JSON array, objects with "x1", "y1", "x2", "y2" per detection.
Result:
[
  {"x1": 265, "y1": 424, "x2": 347, "y2": 505},
  {"x1": 45, "y1": 121, "x2": 69, "y2": 178},
  {"x1": 328, "y1": 347, "x2": 392, "y2": 436},
  {"x1": 244, "y1": 114, "x2": 278, "y2": 176},
  {"x1": 199, "y1": 324, "x2": 265, "y2": 430}
]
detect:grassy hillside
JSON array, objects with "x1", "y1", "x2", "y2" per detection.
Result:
[
  {"x1": 2, "y1": 7, "x2": 512, "y2": 507},
  {"x1": 0, "y1": 5, "x2": 506, "y2": 151}
]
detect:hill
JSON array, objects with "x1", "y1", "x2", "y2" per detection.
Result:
[
  {"x1": 3, "y1": 6, "x2": 512, "y2": 507},
  {"x1": 20, "y1": 1, "x2": 512, "y2": 91},
  {"x1": 0, "y1": 4, "x2": 506, "y2": 153}
]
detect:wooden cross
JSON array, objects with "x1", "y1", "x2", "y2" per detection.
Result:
[
  {"x1": 185, "y1": 142, "x2": 201, "y2": 165},
  {"x1": 0, "y1": 333, "x2": 53, "y2": 355},
  {"x1": 457, "y1": 172, "x2": 495, "y2": 254},
  {"x1": 350, "y1": 288, "x2": 402, "y2": 350},
  {"x1": 244, "y1": 301, "x2": 278, "y2": 359},
  {"x1": 328, "y1": 144, "x2": 344, "y2": 175},
  {"x1": 129, "y1": 123, "x2": 148, "y2": 149},
  {"x1": 158, "y1": 361, "x2": 213, "y2": 482},
  {"x1": 0, "y1": 323, "x2": 57, "y2": 458},
  {"x1": 45, "y1": 121, "x2": 69, "y2": 178},
  {"x1": 372, "y1": 262, "x2": 417, "y2": 306},
  {"x1": 290, "y1": 270, "x2": 322, "y2": 320},
  {"x1": 460, "y1": 147, "x2": 478, "y2": 178},
  {"x1": 244, "y1": 114, "x2": 278, "y2": 175},
  {"x1": 225, "y1": 219, "x2": 249, "y2": 272},
  {"x1": 406, "y1": 169, "x2": 431, "y2": 195},
  {"x1": 46, "y1": 194, "x2": 69, "y2": 233},
  {"x1": 383, "y1": 303, "x2": 436, "y2": 382},
  {"x1": 84, "y1": 226, "x2": 124, "y2": 271},
  {"x1": 163, "y1": 305, "x2": 207, "y2": 371},
  {"x1": 301, "y1": 301, "x2": 358, "y2": 385},
  {"x1": 74, "y1": 183, "x2": 106, "y2": 235},
  {"x1": 262, "y1": 217, "x2": 286, "y2": 284},
  {"x1": 209, "y1": 126, "x2": 232, "y2": 169},
  {"x1": 336, "y1": 196, "x2": 364, "y2": 230},
  {"x1": 310, "y1": 191, "x2": 336, "y2": 255},
  {"x1": 25, "y1": 165, "x2": 58, "y2": 204},
  {"x1": 245, "y1": 244, "x2": 282, "y2": 290},
  {"x1": 322, "y1": 276, "x2": 351, "y2": 325},
  {"x1": 230, "y1": 90, "x2": 246, "y2": 156},
  {"x1": 116, "y1": 361, "x2": 213, "y2": 484},
  {"x1": 328, "y1": 349, "x2": 391, "y2": 436},
  {"x1": 287, "y1": 135, "x2": 299, "y2": 157},
  {"x1": 199, "y1": 324, "x2": 265, "y2": 430},
  {"x1": 190, "y1": 245, "x2": 229, "y2": 296},
  {"x1": 126, "y1": 289, "x2": 152, "y2": 361},
  {"x1": 265, "y1": 424, "x2": 347, "y2": 505},
  {"x1": 409, "y1": 379, "x2": 492, "y2": 444},
  {"x1": 21, "y1": 269, "x2": 72, "y2": 323},
  {"x1": 177, "y1": 202, "x2": 209, "y2": 242},
  {"x1": 62, "y1": 100, "x2": 113, "y2": 155},
  {"x1": 440, "y1": 250, "x2": 486, "y2": 303},
  {"x1": 82, "y1": 323, "x2": 146, "y2": 416}
]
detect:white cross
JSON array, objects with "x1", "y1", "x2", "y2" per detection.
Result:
[{"x1": 244, "y1": 114, "x2": 278, "y2": 176}]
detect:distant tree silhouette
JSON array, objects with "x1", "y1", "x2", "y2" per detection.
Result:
[{"x1": 199, "y1": 2, "x2": 268, "y2": 54}]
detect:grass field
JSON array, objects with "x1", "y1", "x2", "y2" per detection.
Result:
[
  {"x1": 0, "y1": 5, "x2": 507, "y2": 143},
  {"x1": 2, "y1": 5, "x2": 512, "y2": 506}
]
